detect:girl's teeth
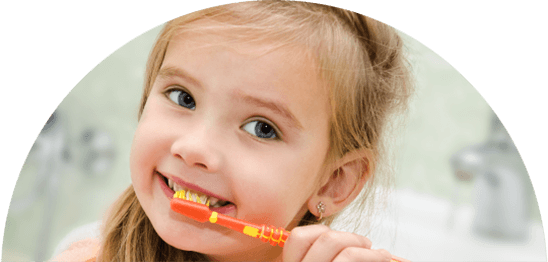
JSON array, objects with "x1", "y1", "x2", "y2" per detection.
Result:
[
  {"x1": 173, "y1": 183, "x2": 183, "y2": 193},
  {"x1": 208, "y1": 197, "x2": 220, "y2": 206},
  {"x1": 210, "y1": 199, "x2": 228, "y2": 208},
  {"x1": 168, "y1": 178, "x2": 217, "y2": 205}
]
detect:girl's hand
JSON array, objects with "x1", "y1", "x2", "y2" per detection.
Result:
[{"x1": 283, "y1": 225, "x2": 406, "y2": 262}]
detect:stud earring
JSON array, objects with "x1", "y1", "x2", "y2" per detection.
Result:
[{"x1": 316, "y1": 201, "x2": 326, "y2": 220}]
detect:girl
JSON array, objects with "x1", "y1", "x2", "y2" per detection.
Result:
[{"x1": 53, "y1": 1, "x2": 412, "y2": 261}]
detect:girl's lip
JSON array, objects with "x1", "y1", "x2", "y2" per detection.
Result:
[
  {"x1": 209, "y1": 203, "x2": 237, "y2": 214},
  {"x1": 158, "y1": 173, "x2": 175, "y2": 199},
  {"x1": 155, "y1": 170, "x2": 231, "y2": 203}
]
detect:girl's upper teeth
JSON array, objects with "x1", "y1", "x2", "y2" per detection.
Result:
[{"x1": 168, "y1": 178, "x2": 222, "y2": 206}]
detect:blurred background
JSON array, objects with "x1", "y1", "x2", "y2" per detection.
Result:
[{"x1": 2, "y1": 23, "x2": 545, "y2": 261}]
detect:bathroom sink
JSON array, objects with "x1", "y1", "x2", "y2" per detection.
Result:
[{"x1": 332, "y1": 189, "x2": 546, "y2": 261}]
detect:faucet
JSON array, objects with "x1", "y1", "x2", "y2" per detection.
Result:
[
  {"x1": 10, "y1": 110, "x2": 116, "y2": 261},
  {"x1": 450, "y1": 114, "x2": 531, "y2": 240}
]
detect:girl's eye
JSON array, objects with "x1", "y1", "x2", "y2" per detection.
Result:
[
  {"x1": 168, "y1": 89, "x2": 196, "y2": 110},
  {"x1": 242, "y1": 120, "x2": 278, "y2": 140}
]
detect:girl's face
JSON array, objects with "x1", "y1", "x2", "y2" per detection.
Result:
[{"x1": 130, "y1": 21, "x2": 331, "y2": 261}]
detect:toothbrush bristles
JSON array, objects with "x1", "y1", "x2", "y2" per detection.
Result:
[
  {"x1": 174, "y1": 190, "x2": 210, "y2": 207},
  {"x1": 173, "y1": 190, "x2": 187, "y2": 200}
]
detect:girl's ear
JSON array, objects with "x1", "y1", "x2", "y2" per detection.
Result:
[{"x1": 307, "y1": 149, "x2": 374, "y2": 218}]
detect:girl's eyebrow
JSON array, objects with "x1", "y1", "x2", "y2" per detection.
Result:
[
  {"x1": 234, "y1": 91, "x2": 303, "y2": 130},
  {"x1": 157, "y1": 66, "x2": 202, "y2": 88},
  {"x1": 157, "y1": 66, "x2": 302, "y2": 130}
]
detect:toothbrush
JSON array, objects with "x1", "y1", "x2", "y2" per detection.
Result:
[
  {"x1": 171, "y1": 190, "x2": 290, "y2": 247},
  {"x1": 170, "y1": 191, "x2": 404, "y2": 262}
]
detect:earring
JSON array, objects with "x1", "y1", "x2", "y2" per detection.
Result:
[{"x1": 316, "y1": 201, "x2": 326, "y2": 220}]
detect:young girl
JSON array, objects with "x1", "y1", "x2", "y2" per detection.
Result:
[{"x1": 53, "y1": 1, "x2": 412, "y2": 261}]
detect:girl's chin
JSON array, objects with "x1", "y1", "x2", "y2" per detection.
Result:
[
  {"x1": 156, "y1": 221, "x2": 241, "y2": 254},
  {"x1": 155, "y1": 220, "x2": 209, "y2": 251}
]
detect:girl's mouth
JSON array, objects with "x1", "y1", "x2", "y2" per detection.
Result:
[
  {"x1": 164, "y1": 176, "x2": 231, "y2": 208},
  {"x1": 156, "y1": 171, "x2": 236, "y2": 212}
]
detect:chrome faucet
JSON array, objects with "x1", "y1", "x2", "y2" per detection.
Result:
[
  {"x1": 450, "y1": 114, "x2": 532, "y2": 239},
  {"x1": 10, "y1": 110, "x2": 116, "y2": 261}
]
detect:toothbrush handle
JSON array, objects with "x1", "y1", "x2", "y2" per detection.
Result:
[
  {"x1": 170, "y1": 198, "x2": 290, "y2": 247},
  {"x1": 211, "y1": 212, "x2": 290, "y2": 247},
  {"x1": 208, "y1": 211, "x2": 250, "y2": 232},
  {"x1": 256, "y1": 224, "x2": 290, "y2": 247},
  {"x1": 211, "y1": 212, "x2": 401, "y2": 256}
]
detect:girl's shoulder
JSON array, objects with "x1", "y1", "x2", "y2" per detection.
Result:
[
  {"x1": 50, "y1": 220, "x2": 102, "y2": 261},
  {"x1": 49, "y1": 237, "x2": 101, "y2": 262}
]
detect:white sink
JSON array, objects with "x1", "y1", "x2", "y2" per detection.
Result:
[{"x1": 332, "y1": 189, "x2": 546, "y2": 261}]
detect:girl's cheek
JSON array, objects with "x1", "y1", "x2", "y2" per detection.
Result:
[{"x1": 130, "y1": 125, "x2": 155, "y2": 179}]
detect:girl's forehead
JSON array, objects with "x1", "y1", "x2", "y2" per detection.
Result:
[
  {"x1": 170, "y1": 18, "x2": 314, "y2": 59},
  {"x1": 165, "y1": 25, "x2": 325, "y2": 91},
  {"x1": 165, "y1": 26, "x2": 322, "y2": 92}
]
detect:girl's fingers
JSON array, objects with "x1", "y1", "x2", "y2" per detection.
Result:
[
  {"x1": 332, "y1": 247, "x2": 392, "y2": 262},
  {"x1": 301, "y1": 230, "x2": 372, "y2": 262},
  {"x1": 282, "y1": 225, "x2": 399, "y2": 262},
  {"x1": 282, "y1": 225, "x2": 331, "y2": 262}
]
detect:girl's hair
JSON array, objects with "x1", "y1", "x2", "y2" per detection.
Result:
[{"x1": 101, "y1": 1, "x2": 412, "y2": 261}]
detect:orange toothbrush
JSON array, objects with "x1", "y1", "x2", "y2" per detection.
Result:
[
  {"x1": 170, "y1": 192, "x2": 290, "y2": 247},
  {"x1": 171, "y1": 191, "x2": 404, "y2": 261}
]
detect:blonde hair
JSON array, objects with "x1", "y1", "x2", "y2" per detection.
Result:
[{"x1": 101, "y1": 1, "x2": 412, "y2": 261}]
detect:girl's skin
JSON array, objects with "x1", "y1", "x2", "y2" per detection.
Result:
[{"x1": 130, "y1": 19, "x2": 396, "y2": 262}]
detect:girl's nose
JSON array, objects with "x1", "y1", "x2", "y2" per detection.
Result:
[{"x1": 170, "y1": 125, "x2": 222, "y2": 173}]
